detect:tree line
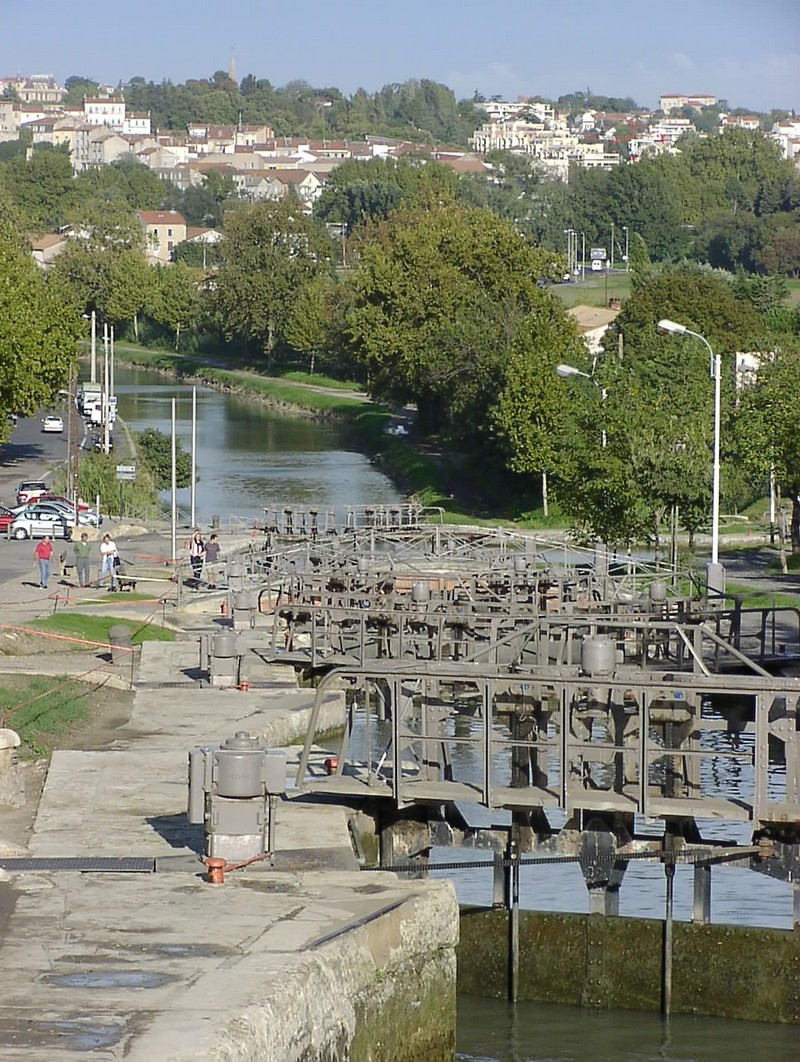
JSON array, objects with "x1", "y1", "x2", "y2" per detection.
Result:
[{"x1": 1, "y1": 129, "x2": 799, "y2": 549}]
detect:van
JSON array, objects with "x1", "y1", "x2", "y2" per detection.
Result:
[
  {"x1": 16, "y1": 480, "x2": 48, "y2": 505},
  {"x1": 591, "y1": 259, "x2": 603, "y2": 272}
]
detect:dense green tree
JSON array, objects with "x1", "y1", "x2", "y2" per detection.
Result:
[
  {"x1": 284, "y1": 274, "x2": 341, "y2": 375},
  {"x1": 64, "y1": 76, "x2": 100, "y2": 106},
  {"x1": 568, "y1": 267, "x2": 768, "y2": 546},
  {"x1": 137, "y1": 428, "x2": 191, "y2": 488},
  {"x1": 148, "y1": 262, "x2": 200, "y2": 348},
  {"x1": 0, "y1": 212, "x2": 81, "y2": 430},
  {"x1": 314, "y1": 156, "x2": 458, "y2": 232},
  {"x1": 0, "y1": 145, "x2": 75, "y2": 230},
  {"x1": 212, "y1": 198, "x2": 334, "y2": 362},
  {"x1": 734, "y1": 344, "x2": 800, "y2": 550},
  {"x1": 344, "y1": 203, "x2": 566, "y2": 442}
]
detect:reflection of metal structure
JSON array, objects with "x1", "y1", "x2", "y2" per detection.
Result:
[{"x1": 296, "y1": 657, "x2": 799, "y2": 830}]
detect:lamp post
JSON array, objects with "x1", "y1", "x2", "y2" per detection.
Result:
[
  {"x1": 657, "y1": 319, "x2": 723, "y2": 598},
  {"x1": 622, "y1": 226, "x2": 629, "y2": 271},
  {"x1": 556, "y1": 363, "x2": 607, "y2": 447}
]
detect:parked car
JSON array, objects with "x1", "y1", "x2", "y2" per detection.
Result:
[
  {"x1": 18, "y1": 499, "x2": 102, "y2": 528},
  {"x1": 40, "y1": 494, "x2": 91, "y2": 513},
  {"x1": 41, "y1": 415, "x2": 64, "y2": 433},
  {"x1": 16, "y1": 480, "x2": 48, "y2": 506},
  {"x1": 0, "y1": 505, "x2": 16, "y2": 533},
  {"x1": 11, "y1": 504, "x2": 74, "y2": 540}
]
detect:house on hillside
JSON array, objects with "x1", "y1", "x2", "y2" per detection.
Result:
[{"x1": 138, "y1": 210, "x2": 187, "y2": 264}]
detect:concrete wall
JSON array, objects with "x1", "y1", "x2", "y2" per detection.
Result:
[
  {"x1": 458, "y1": 908, "x2": 800, "y2": 1024},
  {"x1": 211, "y1": 886, "x2": 457, "y2": 1061}
]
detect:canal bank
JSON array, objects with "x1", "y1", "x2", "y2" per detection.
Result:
[{"x1": 0, "y1": 564, "x2": 459, "y2": 1060}]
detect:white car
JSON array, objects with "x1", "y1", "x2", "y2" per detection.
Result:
[
  {"x1": 11, "y1": 503, "x2": 74, "y2": 540},
  {"x1": 41, "y1": 415, "x2": 64, "y2": 433},
  {"x1": 14, "y1": 500, "x2": 101, "y2": 529}
]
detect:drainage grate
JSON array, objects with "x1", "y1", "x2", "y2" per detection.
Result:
[{"x1": 0, "y1": 857, "x2": 155, "y2": 873}]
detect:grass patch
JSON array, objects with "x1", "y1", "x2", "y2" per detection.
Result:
[
  {"x1": 74, "y1": 592, "x2": 165, "y2": 606},
  {"x1": 24, "y1": 614, "x2": 175, "y2": 646},
  {"x1": 0, "y1": 675, "x2": 90, "y2": 755},
  {"x1": 766, "y1": 551, "x2": 800, "y2": 574},
  {"x1": 279, "y1": 370, "x2": 365, "y2": 391},
  {"x1": 552, "y1": 272, "x2": 632, "y2": 308},
  {"x1": 723, "y1": 578, "x2": 800, "y2": 609}
]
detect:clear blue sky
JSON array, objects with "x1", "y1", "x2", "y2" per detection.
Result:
[{"x1": 5, "y1": 0, "x2": 798, "y2": 113}]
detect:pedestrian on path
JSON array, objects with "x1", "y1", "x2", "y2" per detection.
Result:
[
  {"x1": 99, "y1": 533, "x2": 118, "y2": 591},
  {"x1": 74, "y1": 533, "x2": 92, "y2": 587},
  {"x1": 187, "y1": 530, "x2": 206, "y2": 584},
  {"x1": 204, "y1": 533, "x2": 221, "y2": 588},
  {"x1": 34, "y1": 536, "x2": 55, "y2": 589}
]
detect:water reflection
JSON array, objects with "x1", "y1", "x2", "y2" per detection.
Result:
[
  {"x1": 114, "y1": 366, "x2": 400, "y2": 522},
  {"x1": 456, "y1": 997, "x2": 799, "y2": 1062}
]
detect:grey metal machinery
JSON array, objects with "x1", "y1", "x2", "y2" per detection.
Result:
[{"x1": 188, "y1": 731, "x2": 286, "y2": 862}]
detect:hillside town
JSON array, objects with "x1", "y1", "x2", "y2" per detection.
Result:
[{"x1": 2, "y1": 73, "x2": 798, "y2": 262}]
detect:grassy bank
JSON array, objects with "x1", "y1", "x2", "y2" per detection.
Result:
[{"x1": 0, "y1": 675, "x2": 93, "y2": 755}]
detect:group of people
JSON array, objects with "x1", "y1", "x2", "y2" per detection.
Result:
[
  {"x1": 188, "y1": 530, "x2": 221, "y2": 587},
  {"x1": 34, "y1": 535, "x2": 120, "y2": 594},
  {"x1": 34, "y1": 532, "x2": 119, "y2": 590},
  {"x1": 33, "y1": 530, "x2": 223, "y2": 592}
]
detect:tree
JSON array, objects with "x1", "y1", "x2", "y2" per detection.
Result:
[
  {"x1": 284, "y1": 274, "x2": 341, "y2": 374},
  {"x1": 0, "y1": 213, "x2": 81, "y2": 432},
  {"x1": 137, "y1": 428, "x2": 191, "y2": 488},
  {"x1": 212, "y1": 198, "x2": 333, "y2": 363},
  {"x1": 0, "y1": 145, "x2": 75, "y2": 230},
  {"x1": 344, "y1": 203, "x2": 567, "y2": 442},
  {"x1": 149, "y1": 262, "x2": 200, "y2": 348},
  {"x1": 314, "y1": 156, "x2": 457, "y2": 233},
  {"x1": 575, "y1": 267, "x2": 768, "y2": 547},
  {"x1": 734, "y1": 344, "x2": 800, "y2": 551}
]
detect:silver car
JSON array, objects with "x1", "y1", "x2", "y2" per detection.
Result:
[{"x1": 11, "y1": 503, "x2": 74, "y2": 540}]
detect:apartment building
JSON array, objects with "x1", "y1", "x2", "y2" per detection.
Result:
[{"x1": 138, "y1": 210, "x2": 187, "y2": 265}]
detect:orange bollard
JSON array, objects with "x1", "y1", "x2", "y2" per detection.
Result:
[
  {"x1": 220, "y1": 599, "x2": 229, "y2": 618},
  {"x1": 239, "y1": 680, "x2": 250, "y2": 693},
  {"x1": 325, "y1": 756, "x2": 339, "y2": 775},
  {"x1": 206, "y1": 857, "x2": 226, "y2": 885}
]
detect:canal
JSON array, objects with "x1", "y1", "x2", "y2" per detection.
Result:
[
  {"x1": 114, "y1": 366, "x2": 399, "y2": 523},
  {"x1": 115, "y1": 366, "x2": 796, "y2": 1061}
]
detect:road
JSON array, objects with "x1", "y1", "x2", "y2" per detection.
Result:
[{"x1": 0, "y1": 411, "x2": 91, "y2": 586}]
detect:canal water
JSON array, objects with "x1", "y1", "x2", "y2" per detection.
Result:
[
  {"x1": 115, "y1": 367, "x2": 797, "y2": 1061},
  {"x1": 114, "y1": 367, "x2": 399, "y2": 523}
]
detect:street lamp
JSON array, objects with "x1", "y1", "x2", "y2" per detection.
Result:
[
  {"x1": 657, "y1": 319, "x2": 724, "y2": 598},
  {"x1": 622, "y1": 226, "x2": 629, "y2": 271},
  {"x1": 556, "y1": 363, "x2": 607, "y2": 447}
]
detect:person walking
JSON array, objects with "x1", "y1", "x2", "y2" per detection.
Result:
[
  {"x1": 204, "y1": 533, "x2": 221, "y2": 589},
  {"x1": 99, "y1": 533, "x2": 118, "y2": 591},
  {"x1": 188, "y1": 530, "x2": 206, "y2": 585},
  {"x1": 34, "y1": 536, "x2": 55, "y2": 589},
  {"x1": 74, "y1": 533, "x2": 92, "y2": 588}
]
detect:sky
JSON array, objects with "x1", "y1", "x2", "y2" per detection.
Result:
[{"x1": 4, "y1": 0, "x2": 799, "y2": 114}]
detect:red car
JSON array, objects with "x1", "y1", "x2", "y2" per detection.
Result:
[{"x1": 0, "y1": 505, "x2": 15, "y2": 533}]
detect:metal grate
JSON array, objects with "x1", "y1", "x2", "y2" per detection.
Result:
[{"x1": 0, "y1": 857, "x2": 155, "y2": 873}]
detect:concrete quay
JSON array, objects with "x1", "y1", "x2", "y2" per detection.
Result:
[{"x1": 0, "y1": 596, "x2": 459, "y2": 1058}]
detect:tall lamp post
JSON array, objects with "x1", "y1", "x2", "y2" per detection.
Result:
[
  {"x1": 657, "y1": 319, "x2": 724, "y2": 598},
  {"x1": 622, "y1": 226, "x2": 629, "y2": 271},
  {"x1": 556, "y1": 363, "x2": 607, "y2": 447}
]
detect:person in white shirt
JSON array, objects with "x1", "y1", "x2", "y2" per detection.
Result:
[{"x1": 99, "y1": 533, "x2": 118, "y2": 591}]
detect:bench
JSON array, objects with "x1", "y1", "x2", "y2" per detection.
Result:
[{"x1": 116, "y1": 575, "x2": 137, "y2": 592}]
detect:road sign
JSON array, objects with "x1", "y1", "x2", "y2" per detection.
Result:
[{"x1": 116, "y1": 464, "x2": 136, "y2": 482}]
